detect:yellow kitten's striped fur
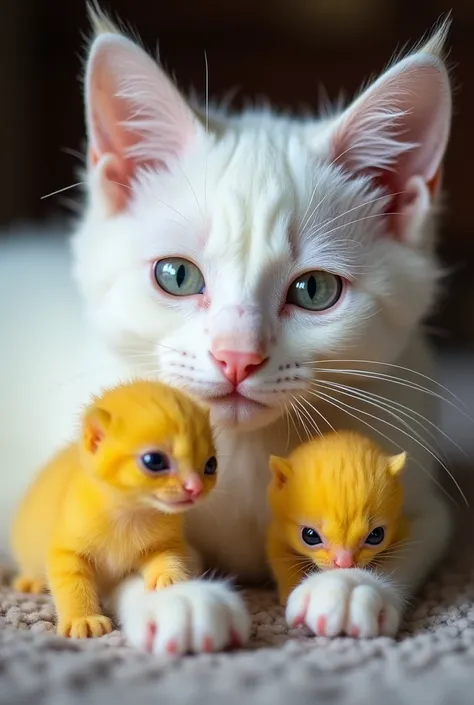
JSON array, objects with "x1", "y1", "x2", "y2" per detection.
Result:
[{"x1": 267, "y1": 431, "x2": 408, "y2": 605}]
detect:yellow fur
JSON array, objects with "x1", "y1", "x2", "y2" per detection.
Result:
[
  {"x1": 266, "y1": 431, "x2": 408, "y2": 605},
  {"x1": 11, "y1": 381, "x2": 217, "y2": 638}
]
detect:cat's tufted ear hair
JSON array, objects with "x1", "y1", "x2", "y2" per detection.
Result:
[
  {"x1": 326, "y1": 18, "x2": 452, "y2": 243},
  {"x1": 83, "y1": 406, "x2": 112, "y2": 454},
  {"x1": 387, "y1": 452, "x2": 407, "y2": 477},
  {"x1": 269, "y1": 456, "x2": 293, "y2": 489},
  {"x1": 84, "y1": 6, "x2": 204, "y2": 214}
]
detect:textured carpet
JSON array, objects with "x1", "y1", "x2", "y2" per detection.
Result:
[{"x1": 1, "y1": 477, "x2": 474, "y2": 705}]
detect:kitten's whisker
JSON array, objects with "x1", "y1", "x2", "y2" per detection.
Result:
[{"x1": 305, "y1": 388, "x2": 459, "y2": 508}]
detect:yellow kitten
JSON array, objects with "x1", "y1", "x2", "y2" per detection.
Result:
[
  {"x1": 11, "y1": 380, "x2": 217, "y2": 638},
  {"x1": 266, "y1": 431, "x2": 408, "y2": 605}
]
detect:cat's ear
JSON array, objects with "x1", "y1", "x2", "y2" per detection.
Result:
[
  {"x1": 387, "y1": 452, "x2": 407, "y2": 477},
  {"x1": 327, "y1": 20, "x2": 452, "y2": 244},
  {"x1": 84, "y1": 30, "x2": 203, "y2": 214},
  {"x1": 269, "y1": 455, "x2": 293, "y2": 489},
  {"x1": 83, "y1": 407, "x2": 112, "y2": 454}
]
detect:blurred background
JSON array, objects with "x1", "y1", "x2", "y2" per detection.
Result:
[{"x1": 0, "y1": 0, "x2": 473, "y2": 350}]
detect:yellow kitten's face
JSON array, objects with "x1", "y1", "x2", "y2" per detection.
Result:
[
  {"x1": 82, "y1": 381, "x2": 218, "y2": 513},
  {"x1": 268, "y1": 432, "x2": 405, "y2": 571}
]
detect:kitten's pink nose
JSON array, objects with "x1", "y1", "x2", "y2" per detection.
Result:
[
  {"x1": 333, "y1": 550, "x2": 354, "y2": 569},
  {"x1": 183, "y1": 473, "x2": 203, "y2": 499},
  {"x1": 210, "y1": 350, "x2": 268, "y2": 386}
]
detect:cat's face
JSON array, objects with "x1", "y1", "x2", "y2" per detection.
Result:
[
  {"x1": 82, "y1": 382, "x2": 218, "y2": 514},
  {"x1": 73, "y1": 22, "x2": 451, "y2": 431},
  {"x1": 267, "y1": 433, "x2": 406, "y2": 571}
]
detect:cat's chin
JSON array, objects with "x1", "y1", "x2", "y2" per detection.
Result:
[{"x1": 208, "y1": 395, "x2": 281, "y2": 431}]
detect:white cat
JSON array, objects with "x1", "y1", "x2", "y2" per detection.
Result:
[{"x1": 0, "y1": 9, "x2": 454, "y2": 653}]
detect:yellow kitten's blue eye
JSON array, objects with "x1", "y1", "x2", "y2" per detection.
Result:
[
  {"x1": 286, "y1": 271, "x2": 342, "y2": 311},
  {"x1": 204, "y1": 456, "x2": 217, "y2": 476},
  {"x1": 301, "y1": 527, "x2": 322, "y2": 546},
  {"x1": 154, "y1": 258, "x2": 205, "y2": 297},
  {"x1": 365, "y1": 527, "x2": 385, "y2": 546},
  {"x1": 139, "y1": 451, "x2": 170, "y2": 474}
]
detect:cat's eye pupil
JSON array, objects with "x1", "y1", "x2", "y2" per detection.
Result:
[
  {"x1": 366, "y1": 527, "x2": 385, "y2": 546},
  {"x1": 153, "y1": 258, "x2": 205, "y2": 297},
  {"x1": 177, "y1": 264, "x2": 185, "y2": 288},
  {"x1": 204, "y1": 456, "x2": 217, "y2": 476},
  {"x1": 140, "y1": 452, "x2": 170, "y2": 474},
  {"x1": 286, "y1": 270, "x2": 342, "y2": 312},
  {"x1": 301, "y1": 527, "x2": 322, "y2": 546}
]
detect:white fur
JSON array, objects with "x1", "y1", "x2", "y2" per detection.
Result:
[{"x1": 0, "y1": 14, "x2": 454, "y2": 652}]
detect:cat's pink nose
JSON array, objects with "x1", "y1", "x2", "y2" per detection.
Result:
[
  {"x1": 183, "y1": 473, "x2": 203, "y2": 499},
  {"x1": 333, "y1": 551, "x2": 354, "y2": 569},
  {"x1": 210, "y1": 350, "x2": 268, "y2": 386}
]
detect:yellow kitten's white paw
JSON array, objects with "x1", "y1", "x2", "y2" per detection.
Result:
[
  {"x1": 286, "y1": 569, "x2": 402, "y2": 638},
  {"x1": 119, "y1": 578, "x2": 251, "y2": 655}
]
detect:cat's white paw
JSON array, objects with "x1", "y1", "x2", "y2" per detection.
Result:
[
  {"x1": 286, "y1": 569, "x2": 402, "y2": 638},
  {"x1": 119, "y1": 578, "x2": 251, "y2": 655}
]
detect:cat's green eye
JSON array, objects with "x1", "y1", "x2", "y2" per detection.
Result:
[
  {"x1": 154, "y1": 258, "x2": 205, "y2": 297},
  {"x1": 286, "y1": 271, "x2": 343, "y2": 312}
]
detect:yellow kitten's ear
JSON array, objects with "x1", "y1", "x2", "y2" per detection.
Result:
[
  {"x1": 387, "y1": 452, "x2": 407, "y2": 477},
  {"x1": 269, "y1": 455, "x2": 292, "y2": 489},
  {"x1": 83, "y1": 407, "x2": 112, "y2": 454}
]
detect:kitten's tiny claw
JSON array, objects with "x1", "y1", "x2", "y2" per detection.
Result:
[
  {"x1": 58, "y1": 614, "x2": 114, "y2": 639},
  {"x1": 13, "y1": 576, "x2": 47, "y2": 594}
]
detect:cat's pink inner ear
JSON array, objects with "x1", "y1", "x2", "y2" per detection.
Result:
[
  {"x1": 330, "y1": 48, "x2": 451, "y2": 241},
  {"x1": 85, "y1": 33, "x2": 198, "y2": 213}
]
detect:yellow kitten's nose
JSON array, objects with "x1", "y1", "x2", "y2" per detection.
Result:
[
  {"x1": 181, "y1": 472, "x2": 203, "y2": 500},
  {"x1": 333, "y1": 550, "x2": 354, "y2": 569}
]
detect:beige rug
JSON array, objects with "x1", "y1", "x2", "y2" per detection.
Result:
[{"x1": 1, "y1": 474, "x2": 474, "y2": 705}]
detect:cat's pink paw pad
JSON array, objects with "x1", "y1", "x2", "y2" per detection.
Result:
[
  {"x1": 316, "y1": 616, "x2": 327, "y2": 636},
  {"x1": 202, "y1": 636, "x2": 214, "y2": 652},
  {"x1": 121, "y1": 580, "x2": 251, "y2": 656},
  {"x1": 285, "y1": 570, "x2": 401, "y2": 639},
  {"x1": 144, "y1": 622, "x2": 157, "y2": 652}
]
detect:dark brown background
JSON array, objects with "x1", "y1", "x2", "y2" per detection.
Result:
[{"x1": 1, "y1": 0, "x2": 473, "y2": 346}]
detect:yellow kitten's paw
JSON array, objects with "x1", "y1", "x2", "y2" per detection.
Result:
[
  {"x1": 57, "y1": 615, "x2": 114, "y2": 639},
  {"x1": 13, "y1": 576, "x2": 47, "y2": 594},
  {"x1": 145, "y1": 568, "x2": 189, "y2": 591}
]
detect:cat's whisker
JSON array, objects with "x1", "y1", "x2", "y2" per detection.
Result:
[
  {"x1": 302, "y1": 358, "x2": 468, "y2": 410},
  {"x1": 298, "y1": 396, "x2": 336, "y2": 435},
  {"x1": 313, "y1": 379, "x2": 453, "y2": 465},
  {"x1": 288, "y1": 402, "x2": 304, "y2": 445},
  {"x1": 291, "y1": 395, "x2": 322, "y2": 438},
  {"x1": 312, "y1": 383, "x2": 468, "y2": 506},
  {"x1": 203, "y1": 50, "x2": 209, "y2": 216},
  {"x1": 309, "y1": 367, "x2": 472, "y2": 423},
  {"x1": 304, "y1": 388, "x2": 460, "y2": 508},
  {"x1": 41, "y1": 182, "x2": 86, "y2": 199}
]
